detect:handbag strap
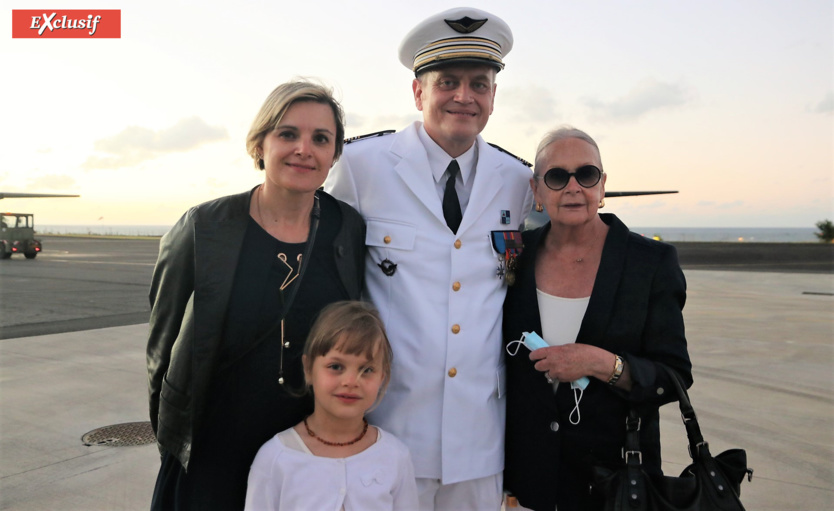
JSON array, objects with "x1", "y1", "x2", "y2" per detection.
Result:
[
  {"x1": 622, "y1": 408, "x2": 647, "y2": 508},
  {"x1": 658, "y1": 364, "x2": 710, "y2": 460},
  {"x1": 618, "y1": 365, "x2": 751, "y2": 509},
  {"x1": 616, "y1": 365, "x2": 699, "y2": 509},
  {"x1": 623, "y1": 364, "x2": 708, "y2": 463}
]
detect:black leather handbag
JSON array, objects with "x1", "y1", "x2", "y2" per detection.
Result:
[{"x1": 592, "y1": 365, "x2": 753, "y2": 510}]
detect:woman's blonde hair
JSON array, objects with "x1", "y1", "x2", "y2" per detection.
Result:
[
  {"x1": 302, "y1": 301, "x2": 393, "y2": 409},
  {"x1": 245, "y1": 79, "x2": 346, "y2": 170}
]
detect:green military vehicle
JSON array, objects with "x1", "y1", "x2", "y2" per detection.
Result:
[{"x1": 1, "y1": 212, "x2": 42, "y2": 259}]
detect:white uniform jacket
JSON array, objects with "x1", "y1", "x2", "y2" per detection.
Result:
[{"x1": 324, "y1": 121, "x2": 534, "y2": 483}]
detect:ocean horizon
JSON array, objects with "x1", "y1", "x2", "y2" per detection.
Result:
[{"x1": 35, "y1": 224, "x2": 822, "y2": 243}]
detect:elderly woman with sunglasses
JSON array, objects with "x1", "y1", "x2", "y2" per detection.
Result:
[{"x1": 502, "y1": 126, "x2": 692, "y2": 511}]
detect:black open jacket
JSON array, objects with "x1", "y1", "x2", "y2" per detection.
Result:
[{"x1": 503, "y1": 213, "x2": 692, "y2": 511}]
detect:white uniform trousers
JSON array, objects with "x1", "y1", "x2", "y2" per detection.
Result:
[{"x1": 416, "y1": 473, "x2": 503, "y2": 511}]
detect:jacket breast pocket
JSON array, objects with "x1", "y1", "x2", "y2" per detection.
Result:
[
  {"x1": 365, "y1": 219, "x2": 416, "y2": 252},
  {"x1": 364, "y1": 220, "x2": 416, "y2": 296}
]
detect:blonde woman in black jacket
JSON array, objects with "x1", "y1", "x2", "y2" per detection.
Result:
[{"x1": 147, "y1": 80, "x2": 365, "y2": 510}]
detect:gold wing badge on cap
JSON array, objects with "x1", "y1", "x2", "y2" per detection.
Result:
[{"x1": 445, "y1": 16, "x2": 488, "y2": 33}]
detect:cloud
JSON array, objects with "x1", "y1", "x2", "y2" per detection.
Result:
[
  {"x1": 344, "y1": 112, "x2": 419, "y2": 135},
  {"x1": 639, "y1": 200, "x2": 669, "y2": 209},
  {"x1": 716, "y1": 200, "x2": 744, "y2": 210},
  {"x1": 582, "y1": 78, "x2": 690, "y2": 121},
  {"x1": 617, "y1": 199, "x2": 670, "y2": 210},
  {"x1": 812, "y1": 92, "x2": 834, "y2": 114},
  {"x1": 83, "y1": 117, "x2": 228, "y2": 170},
  {"x1": 26, "y1": 174, "x2": 77, "y2": 191},
  {"x1": 497, "y1": 85, "x2": 560, "y2": 123},
  {"x1": 345, "y1": 112, "x2": 367, "y2": 129}
]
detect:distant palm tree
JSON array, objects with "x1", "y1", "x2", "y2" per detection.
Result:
[{"x1": 815, "y1": 219, "x2": 834, "y2": 243}]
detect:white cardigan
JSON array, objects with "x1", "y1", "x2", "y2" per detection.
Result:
[{"x1": 245, "y1": 427, "x2": 418, "y2": 511}]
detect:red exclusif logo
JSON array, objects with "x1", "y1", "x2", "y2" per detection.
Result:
[{"x1": 12, "y1": 10, "x2": 121, "y2": 38}]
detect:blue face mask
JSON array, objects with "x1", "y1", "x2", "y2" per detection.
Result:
[
  {"x1": 507, "y1": 332, "x2": 591, "y2": 418},
  {"x1": 571, "y1": 376, "x2": 590, "y2": 390},
  {"x1": 505, "y1": 331, "x2": 547, "y2": 356}
]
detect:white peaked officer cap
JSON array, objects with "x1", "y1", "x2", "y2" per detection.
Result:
[{"x1": 398, "y1": 7, "x2": 513, "y2": 75}]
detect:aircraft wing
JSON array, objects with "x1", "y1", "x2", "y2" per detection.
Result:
[
  {"x1": 0, "y1": 192, "x2": 80, "y2": 199},
  {"x1": 604, "y1": 191, "x2": 678, "y2": 197}
]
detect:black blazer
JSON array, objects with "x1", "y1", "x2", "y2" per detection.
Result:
[{"x1": 503, "y1": 213, "x2": 692, "y2": 511}]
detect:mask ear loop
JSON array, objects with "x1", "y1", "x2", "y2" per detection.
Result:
[
  {"x1": 569, "y1": 387, "x2": 583, "y2": 425},
  {"x1": 506, "y1": 334, "x2": 528, "y2": 356}
]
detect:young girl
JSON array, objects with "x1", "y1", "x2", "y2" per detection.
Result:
[{"x1": 245, "y1": 301, "x2": 419, "y2": 510}]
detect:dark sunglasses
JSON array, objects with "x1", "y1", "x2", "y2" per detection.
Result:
[{"x1": 540, "y1": 165, "x2": 602, "y2": 191}]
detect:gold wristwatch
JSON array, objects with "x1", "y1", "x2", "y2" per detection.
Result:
[{"x1": 607, "y1": 355, "x2": 624, "y2": 385}]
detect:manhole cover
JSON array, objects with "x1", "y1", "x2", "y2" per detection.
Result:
[{"x1": 82, "y1": 421, "x2": 156, "y2": 447}]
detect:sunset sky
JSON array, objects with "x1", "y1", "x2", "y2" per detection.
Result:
[{"x1": 2, "y1": 0, "x2": 832, "y2": 228}]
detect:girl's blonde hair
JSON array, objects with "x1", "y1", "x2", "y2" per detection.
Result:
[{"x1": 302, "y1": 301, "x2": 393, "y2": 408}]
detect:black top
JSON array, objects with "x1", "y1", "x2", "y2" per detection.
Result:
[{"x1": 152, "y1": 193, "x2": 350, "y2": 510}]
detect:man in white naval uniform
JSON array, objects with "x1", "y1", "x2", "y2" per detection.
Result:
[{"x1": 324, "y1": 7, "x2": 533, "y2": 510}]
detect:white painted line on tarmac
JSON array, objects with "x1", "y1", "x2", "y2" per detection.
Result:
[{"x1": 46, "y1": 258, "x2": 155, "y2": 266}]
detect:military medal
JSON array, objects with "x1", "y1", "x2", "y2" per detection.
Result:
[{"x1": 491, "y1": 230, "x2": 523, "y2": 285}]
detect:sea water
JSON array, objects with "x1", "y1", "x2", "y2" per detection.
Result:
[{"x1": 629, "y1": 227, "x2": 818, "y2": 243}]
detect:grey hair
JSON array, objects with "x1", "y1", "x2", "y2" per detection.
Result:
[{"x1": 533, "y1": 126, "x2": 602, "y2": 179}]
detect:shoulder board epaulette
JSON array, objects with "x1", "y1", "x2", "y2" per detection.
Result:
[
  {"x1": 488, "y1": 143, "x2": 532, "y2": 167},
  {"x1": 344, "y1": 130, "x2": 396, "y2": 144}
]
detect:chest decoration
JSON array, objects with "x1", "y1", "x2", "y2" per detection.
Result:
[
  {"x1": 378, "y1": 258, "x2": 397, "y2": 276},
  {"x1": 491, "y1": 230, "x2": 523, "y2": 286}
]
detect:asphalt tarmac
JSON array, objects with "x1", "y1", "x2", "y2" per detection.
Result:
[
  {"x1": 0, "y1": 236, "x2": 158, "y2": 339},
  {"x1": 3, "y1": 236, "x2": 831, "y2": 339},
  {"x1": 1, "y1": 235, "x2": 832, "y2": 509}
]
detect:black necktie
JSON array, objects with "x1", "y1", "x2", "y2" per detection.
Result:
[{"x1": 442, "y1": 160, "x2": 463, "y2": 234}]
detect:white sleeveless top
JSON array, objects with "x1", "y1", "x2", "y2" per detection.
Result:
[
  {"x1": 536, "y1": 289, "x2": 590, "y2": 391},
  {"x1": 536, "y1": 288, "x2": 590, "y2": 347}
]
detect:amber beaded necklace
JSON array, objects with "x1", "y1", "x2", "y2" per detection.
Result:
[{"x1": 303, "y1": 417, "x2": 369, "y2": 447}]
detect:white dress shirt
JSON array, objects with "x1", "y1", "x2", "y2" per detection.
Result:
[{"x1": 417, "y1": 124, "x2": 477, "y2": 215}]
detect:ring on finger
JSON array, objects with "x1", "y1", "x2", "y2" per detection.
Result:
[{"x1": 545, "y1": 371, "x2": 554, "y2": 384}]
